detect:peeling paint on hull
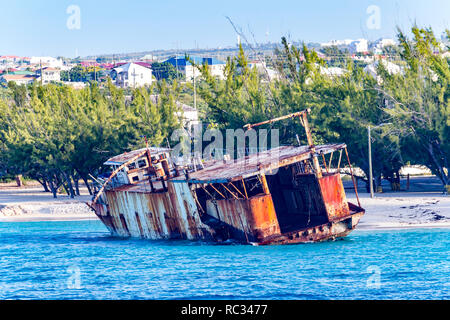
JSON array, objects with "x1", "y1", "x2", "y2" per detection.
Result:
[
  {"x1": 92, "y1": 182, "x2": 215, "y2": 241},
  {"x1": 89, "y1": 144, "x2": 365, "y2": 245},
  {"x1": 258, "y1": 211, "x2": 364, "y2": 245},
  {"x1": 91, "y1": 185, "x2": 364, "y2": 245}
]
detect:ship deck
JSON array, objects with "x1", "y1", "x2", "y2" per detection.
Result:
[
  {"x1": 107, "y1": 180, "x2": 165, "y2": 193},
  {"x1": 173, "y1": 143, "x2": 346, "y2": 184}
]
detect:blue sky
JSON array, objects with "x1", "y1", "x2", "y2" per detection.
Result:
[{"x1": 1, "y1": 0, "x2": 449, "y2": 57}]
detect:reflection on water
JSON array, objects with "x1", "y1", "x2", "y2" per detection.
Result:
[{"x1": 0, "y1": 220, "x2": 448, "y2": 300}]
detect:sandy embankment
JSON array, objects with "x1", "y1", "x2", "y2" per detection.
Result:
[{"x1": 0, "y1": 187, "x2": 97, "y2": 222}]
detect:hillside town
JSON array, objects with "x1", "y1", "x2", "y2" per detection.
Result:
[{"x1": 2, "y1": 36, "x2": 448, "y2": 90}]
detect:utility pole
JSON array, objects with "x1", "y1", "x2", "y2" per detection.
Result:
[
  {"x1": 175, "y1": 42, "x2": 179, "y2": 82},
  {"x1": 193, "y1": 71, "x2": 196, "y2": 109},
  {"x1": 368, "y1": 125, "x2": 374, "y2": 198},
  {"x1": 40, "y1": 60, "x2": 43, "y2": 85}
]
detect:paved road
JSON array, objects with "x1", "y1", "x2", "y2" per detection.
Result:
[{"x1": 343, "y1": 175, "x2": 445, "y2": 194}]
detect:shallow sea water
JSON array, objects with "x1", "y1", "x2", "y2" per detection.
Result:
[{"x1": 0, "y1": 220, "x2": 448, "y2": 300}]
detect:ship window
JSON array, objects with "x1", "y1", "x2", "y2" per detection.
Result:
[
  {"x1": 137, "y1": 159, "x2": 147, "y2": 168},
  {"x1": 132, "y1": 176, "x2": 139, "y2": 182},
  {"x1": 128, "y1": 162, "x2": 136, "y2": 170}
]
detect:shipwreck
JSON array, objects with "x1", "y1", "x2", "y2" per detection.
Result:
[{"x1": 88, "y1": 109, "x2": 365, "y2": 245}]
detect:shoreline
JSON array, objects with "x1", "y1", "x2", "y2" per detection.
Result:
[
  {"x1": 1, "y1": 213, "x2": 449, "y2": 231},
  {"x1": 0, "y1": 212, "x2": 98, "y2": 223},
  {"x1": 357, "y1": 222, "x2": 450, "y2": 231},
  {"x1": 0, "y1": 186, "x2": 97, "y2": 222}
]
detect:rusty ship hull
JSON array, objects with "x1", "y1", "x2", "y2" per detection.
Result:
[
  {"x1": 89, "y1": 110, "x2": 365, "y2": 245},
  {"x1": 89, "y1": 144, "x2": 365, "y2": 245}
]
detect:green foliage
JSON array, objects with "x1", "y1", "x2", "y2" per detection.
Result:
[
  {"x1": 194, "y1": 28, "x2": 449, "y2": 190},
  {"x1": 320, "y1": 45, "x2": 349, "y2": 68},
  {"x1": 61, "y1": 65, "x2": 106, "y2": 82},
  {"x1": 151, "y1": 62, "x2": 180, "y2": 81},
  {"x1": 0, "y1": 79, "x2": 182, "y2": 197},
  {"x1": 378, "y1": 27, "x2": 450, "y2": 186},
  {"x1": 0, "y1": 25, "x2": 448, "y2": 195}
]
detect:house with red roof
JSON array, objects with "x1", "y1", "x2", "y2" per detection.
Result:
[{"x1": 0, "y1": 74, "x2": 37, "y2": 85}]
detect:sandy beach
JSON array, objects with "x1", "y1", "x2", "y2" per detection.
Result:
[
  {"x1": 348, "y1": 192, "x2": 450, "y2": 230},
  {"x1": 0, "y1": 186, "x2": 97, "y2": 222},
  {"x1": 1, "y1": 177, "x2": 449, "y2": 229}
]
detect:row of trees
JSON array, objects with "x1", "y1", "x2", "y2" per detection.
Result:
[
  {"x1": 61, "y1": 63, "x2": 180, "y2": 83},
  {"x1": 0, "y1": 25, "x2": 448, "y2": 196},
  {"x1": 60, "y1": 65, "x2": 107, "y2": 82},
  {"x1": 194, "y1": 26, "x2": 449, "y2": 191},
  {"x1": 0, "y1": 79, "x2": 182, "y2": 197}
]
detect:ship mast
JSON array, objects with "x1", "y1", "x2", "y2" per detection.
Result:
[{"x1": 243, "y1": 108, "x2": 322, "y2": 178}]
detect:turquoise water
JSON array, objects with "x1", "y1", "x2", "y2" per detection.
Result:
[{"x1": 0, "y1": 220, "x2": 448, "y2": 300}]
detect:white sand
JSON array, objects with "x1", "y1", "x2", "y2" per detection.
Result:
[
  {"x1": 0, "y1": 186, "x2": 97, "y2": 222},
  {"x1": 347, "y1": 192, "x2": 450, "y2": 230}
]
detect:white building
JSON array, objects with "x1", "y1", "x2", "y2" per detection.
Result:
[
  {"x1": 372, "y1": 38, "x2": 396, "y2": 54},
  {"x1": 36, "y1": 67, "x2": 61, "y2": 84},
  {"x1": 321, "y1": 39, "x2": 368, "y2": 53},
  {"x1": 348, "y1": 39, "x2": 368, "y2": 53},
  {"x1": 112, "y1": 62, "x2": 153, "y2": 88},
  {"x1": 149, "y1": 94, "x2": 199, "y2": 132},
  {"x1": 248, "y1": 61, "x2": 280, "y2": 82},
  {"x1": 63, "y1": 81, "x2": 87, "y2": 89},
  {"x1": 320, "y1": 66, "x2": 348, "y2": 77},
  {"x1": 321, "y1": 39, "x2": 354, "y2": 47},
  {"x1": 30, "y1": 57, "x2": 63, "y2": 69},
  {"x1": 364, "y1": 60, "x2": 403, "y2": 83},
  {"x1": 165, "y1": 56, "x2": 226, "y2": 81}
]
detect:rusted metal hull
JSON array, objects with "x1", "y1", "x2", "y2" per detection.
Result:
[
  {"x1": 89, "y1": 148, "x2": 365, "y2": 245},
  {"x1": 257, "y1": 209, "x2": 364, "y2": 245},
  {"x1": 91, "y1": 182, "x2": 215, "y2": 240},
  {"x1": 90, "y1": 187, "x2": 364, "y2": 245},
  {"x1": 91, "y1": 110, "x2": 366, "y2": 245}
]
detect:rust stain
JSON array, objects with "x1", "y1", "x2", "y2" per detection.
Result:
[
  {"x1": 318, "y1": 173, "x2": 350, "y2": 221},
  {"x1": 101, "y1": 181, "x2": 212, "y2": 240},
  {"x1": 247, "y1": 194, "x2": 281, "y2": 239},
  {"x1": 259, "y1": 212, "x2": 364, "y2": 245}
]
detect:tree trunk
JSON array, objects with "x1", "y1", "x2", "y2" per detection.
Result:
[
  {"x1": 81, "y1": 175, "x2": 93, "y2": 195},
  {"x1": 375, "y1": 174, "x2": 382, "y2": 193},
  {"x1": 36, "y1": 177, "x2": 50, "y2": 192},
  {"x1": 15, "y1": 175, "x2": 23, "y2": 187},
  {"x1": 73, "y1": 175, "x2": 80, "y2": 196},
  {"x1": 426, "y1": 142, "x2": 449, "y2": 188},
  {"x1": 42, "y1": 178, "x2": 50, "y2": 192},
  {"x1": 63, "y1": 173, "x2": 75, "y2": 199},
  {"x1": 48, "y1": 178, "x2": 58, "y2": 199}
]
